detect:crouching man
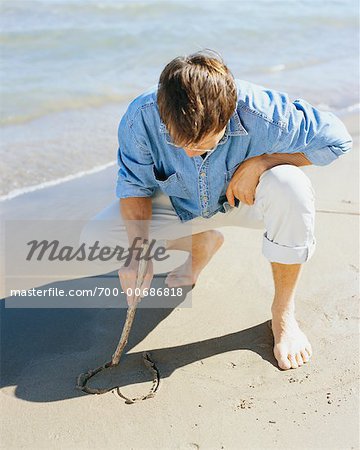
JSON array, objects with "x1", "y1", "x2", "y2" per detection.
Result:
[{"x1": 81, "y1": 50, "x2": 352, "y2": 370}]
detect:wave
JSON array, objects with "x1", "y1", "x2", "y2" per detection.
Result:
[
  {"x1": 0, "y1": 161, "x2": 116, "y2": 202},
  {"x1": 0, "y1": 92, "x2": 131, "y2": 126},
  {"x1": 255, "y1": 57, "x2": 341, "y2": 75},
  {"x1": 1, "y1": 0, "x2": 196, "y2": 33}
]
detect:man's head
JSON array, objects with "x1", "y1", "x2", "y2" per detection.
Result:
[{"x1": 157, "y1": 50, "x2": 237, "y2": 157}]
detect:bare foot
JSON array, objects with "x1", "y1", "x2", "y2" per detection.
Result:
[
  {"x1": 271, "y1": 309, "x2": 312, "y2": 370},
  {"x1": 165, "y1": 230, "x2": 224, "y2": 288}
]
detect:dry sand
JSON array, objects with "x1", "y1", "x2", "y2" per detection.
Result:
[{"x1": 0, "y1": 114, "x2": 359, "y2": 449}]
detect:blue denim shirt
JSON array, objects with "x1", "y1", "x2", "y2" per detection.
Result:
[{"x1": 116, "y1": 79, "x2": 352, "y2": 222}]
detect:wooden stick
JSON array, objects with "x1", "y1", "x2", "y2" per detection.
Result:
[
  {"x1": 111, "y1": 244, "x2": 149, "y2": 365},
  {"x1": 76, "y1": 242, "x2": 160, "y2": 403}
]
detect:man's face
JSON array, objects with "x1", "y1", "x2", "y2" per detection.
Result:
[{"x1": 181, "y1": 127, "x2": 226, "y2": 158}]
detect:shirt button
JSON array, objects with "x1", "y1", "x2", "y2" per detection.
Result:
[
  {"x1": 202, "y1": 196, "x2": 208, "y2": 201},
  {"x1": 200, "y1": 172, "x2": 206, "y2": 177}
]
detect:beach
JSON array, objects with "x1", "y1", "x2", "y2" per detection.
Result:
[{"x1": 0, "y1": 113, "x2": 359, "y2": 449}]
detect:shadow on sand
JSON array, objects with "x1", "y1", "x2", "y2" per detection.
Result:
[{"x1": 1, "y1": 272, "x2": 277, "y2": 403}]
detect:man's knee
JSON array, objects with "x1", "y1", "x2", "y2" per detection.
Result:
[
  {"x1": 258, "y1": 165, "x2": 316, "y2": 264},
  {"x1": 258, "y1": 165, "x2": 315, "y2": 211}
]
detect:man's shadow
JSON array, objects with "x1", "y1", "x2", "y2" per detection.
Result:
[{"x1": 0, "y1": 272, "x2": 277, "y2": 403}]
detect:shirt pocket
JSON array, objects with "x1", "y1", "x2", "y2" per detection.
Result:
[
  {"x1": 152, "y1": 166, "x2": 191, "y2": 199},
  {"x1": 218, "y1": 163, "x2": 241, "y2": 210},
  {"x1": 225, "y1": 162, "x2": 241, "y2": 183}
]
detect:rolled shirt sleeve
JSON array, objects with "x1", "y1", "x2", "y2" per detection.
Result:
[
  {"x1": 116, "y1": 113, "x2": 158, "y2": 198},
  {"x1": 273, "y1": 98, "x2": 353, "y2": 166}
]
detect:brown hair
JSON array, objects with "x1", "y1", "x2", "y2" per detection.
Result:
[{"x1": 157, "y1": 50, "x2": 237, "y2": 147}]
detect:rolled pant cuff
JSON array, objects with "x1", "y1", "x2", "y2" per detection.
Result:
[{"x1": 262, "y1": 233, "x2": 316, "y2": 264}]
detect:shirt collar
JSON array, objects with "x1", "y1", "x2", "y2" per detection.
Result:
[{"x1": 228, "y1": 108, "x2": 248, "y2": 136}]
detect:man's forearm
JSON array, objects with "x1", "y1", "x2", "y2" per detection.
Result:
[
  {"x1": 258, "y1": 152, "x2": 312, "y2": 173},
  {"x1": 120, "y1": 197, "x2": 152, "y2": 247}
]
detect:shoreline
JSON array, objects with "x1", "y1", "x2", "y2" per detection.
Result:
[{"x1": 0, "y1": 161, "x2": 116, "y2": 202}]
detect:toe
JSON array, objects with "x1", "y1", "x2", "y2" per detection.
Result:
[
  {"x1": 288, "y1": 354, "x2": 298, "y2": 369},
  {"x1": 166, "y1": 275, "x2": 193, "y2": 288},
  {"x1": 278, "y1": 355, "x2": 292, "y2": 370},
  {"x1": 274, "y1": 346, "x2": 292, "y2": 370},
  {"x1": 300, "y1": 350, "x2": 309, "y2": 363},
  {"x1": 295, "y1": 353, "x2": 304, "y2": 366}
]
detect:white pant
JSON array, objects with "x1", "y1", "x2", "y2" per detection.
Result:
[{"x1": 80, "y1": 165, "x2": 316, "y2": 275}]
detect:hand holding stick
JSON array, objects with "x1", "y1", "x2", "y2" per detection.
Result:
[{"x1": 76, "y1": 242, "x2": 160, "y2": 403}]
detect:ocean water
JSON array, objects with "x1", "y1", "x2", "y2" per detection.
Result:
[{"x1": 0, "y1": 0, "x2": 359, "y2": 198}]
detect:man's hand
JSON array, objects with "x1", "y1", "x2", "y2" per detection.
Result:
[
  {"x1": 118, "y1": 258, "x2": 154, "y2": 307},
  {"x1": 226, "y1": 153, "x2": 312, "y2": 207},
  {"x1": 226, "y1": 156, "x2": 265, "y2": 206},
  {"x1": 119, "y1": 197, "x2": 153, "y2": 306}
]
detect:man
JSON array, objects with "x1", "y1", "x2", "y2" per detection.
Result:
[{"x1": 81, "y1": 50, "x2": 352, "y2": 370}]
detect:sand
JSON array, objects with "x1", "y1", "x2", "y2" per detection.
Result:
[{"x1": 0, "y1": 113, "x2": 359, "y2": 449}]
